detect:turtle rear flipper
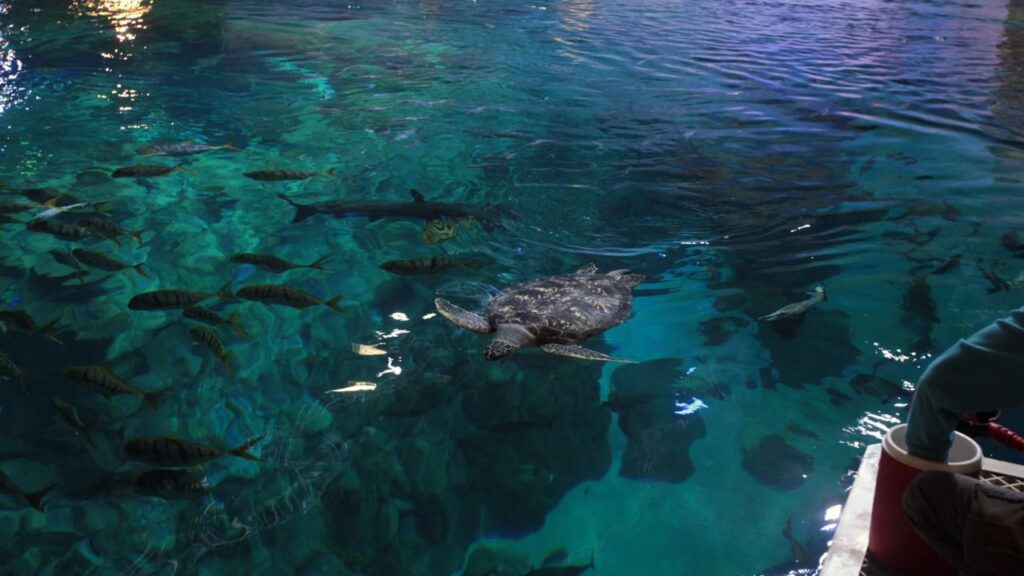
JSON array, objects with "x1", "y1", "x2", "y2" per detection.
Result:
[
  {"x1": 540, "y1": 343, "x2": 635, "y2": 363},
  {"x1": 435, "y1": 298, "x2": 490, "y2": 333}
]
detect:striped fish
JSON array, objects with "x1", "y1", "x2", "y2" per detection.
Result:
[
  {"x1": 111, "y1": 164, "x2": 182, "y2": 178},
  {"x1": 183, "y1": 306, "x2": 249, "y2": 338},
  {"x1": 0, "y1": 471, "x2": 56, "y2": 512},
  {"x1": 123, "y1": 435, "x2": 262, "y2": 466},
  {"x1": 61, "y1": 365, "x2": 165, "y2": 410},
  {"x1": 71, "y1": 248, "x2": 148, "y2": 278},
  {"x1": 189, "y1": 326, "x2": 233, "y2": 373},
  {"x1": 243, "y1": 168, "x2": 334, "y2": 182},
  {"x1": 230, "y1": 252, "x2": 330, "y2": 273},
  {"x1": 0, "y1": 198, "x2": 35, "y2": 214},
  {"x1": 76, "y1": 217, "x2": 144, "y2": 246},
  {"x1": 0, "y1": 310, "x2": 62, "y2": 343},
  {"x1": 379, "y1": 256, "x2": 473, "y2": 276},
  {"x1": 236, "y1": 284, "x2": 342, "y2": 313},
  {"x1": 136, "y1": 141, "x2": 240, "y2": 156},
  {"x1": 128, "y1": 283, "x2": 232, "y2": 310},
  {"x1": 26, "y1": 219, "x2": 96, "y2": 241}
]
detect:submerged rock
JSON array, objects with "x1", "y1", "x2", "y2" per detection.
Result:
[
  {"x1": 742, "y1": 434, "x2": 814, "y2": 491},
  {"x1": 620, "y1": 416, "x2": 707, "y2": 482}
]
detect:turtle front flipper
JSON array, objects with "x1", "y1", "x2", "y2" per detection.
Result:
[
  {"x1": 435, "y1": 298, "x2": 490, "y2": 333},
  {"x1": 540, "y1": 343, "x2": 635, "y2": 363}
]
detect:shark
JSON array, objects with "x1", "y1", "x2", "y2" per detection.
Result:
[{"x1": 277, "y1": 189, "x2": 501, "y2": 225}]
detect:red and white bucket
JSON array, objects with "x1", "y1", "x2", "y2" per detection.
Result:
[{"x1": 867, "y1": 423, "x2": 983, "y2": 576}]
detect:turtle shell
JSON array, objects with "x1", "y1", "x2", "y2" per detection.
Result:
[{"x1": 485, "y1": 271, "x2": 635, "y2": 343}]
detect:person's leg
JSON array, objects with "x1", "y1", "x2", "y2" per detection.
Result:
[
  {"x1": 963, "y1": 481, "x2": 1024, "y2": 575},
  {"x1": 903, "y1": 471, "x2": 977, "y2": 566}
]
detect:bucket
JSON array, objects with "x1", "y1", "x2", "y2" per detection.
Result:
[{"x1": 867, "y1": 423, "x2": 982, "y2": 576}]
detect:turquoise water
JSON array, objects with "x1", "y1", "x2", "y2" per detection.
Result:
[{"x1": 2, "y1": 0, "x2": 1024, "y2": 574}]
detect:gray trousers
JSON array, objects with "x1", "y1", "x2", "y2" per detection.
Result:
[{"x1": 903, "y1": 471, "x2": 1024, "y2": 575}]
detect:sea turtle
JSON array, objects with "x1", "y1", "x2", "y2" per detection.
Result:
[{"x1": 435, "y1": 264, "x2": 644, "y2": 361}]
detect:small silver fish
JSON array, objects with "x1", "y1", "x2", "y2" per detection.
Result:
[{"x1": 35, "y1": 202, "x2": 87, "y2": 220}]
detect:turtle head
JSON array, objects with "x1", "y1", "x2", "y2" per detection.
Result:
[
  {"x1": 485, "y1": 324, "x2": 533, "y2": 361},
  {"x1": 485, "y1": 338, "x2": 518, "y2": 361}
]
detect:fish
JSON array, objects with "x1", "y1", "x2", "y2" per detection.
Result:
[
  {"x1": 34, "y1": 201, "x2": 87, "y2": 220},
  {"x1": 49, "y1": 249, "x2": 85, "y2": 272},
  {"x1": 277, "y1": 188, "x2": 495, "y2": 225},
  {"x1": 189, "y1": 326, "x2": 233, "y2": 373},
  {"x1": 183, "y1": 306, "x2": 249, "y2": 338},
  {"x1": 112, "y1": 164, "x2": 184, "y2": 178},
  {"x1": 230, "y1": 252, "x2": 330, "y2": 273},
  {"x1": 523, "y1": 556, "x2": 595, "y2": 576},
  {"x1": 0, "y1": 198, "x2": 36, "y2": 214},
  {"x1": 123, "y1": 435, "x2": 262, "y2": 466},
  {"x1": 61, "y1": 365, "x2": 166, "y2": 410},
  {"x1": 785, "y1": 422, "x2": 820, "y2": 441},
  {"x1": 76, "y1": 217, "x2": 143, "y2": 246},
  {"x1": 422, "y1": 218, "x2": 461, "y2": 244},
  {"x1": 13, "y1": 187, "x2": 109, "y2": 214},
  {"x1": 783, "y1": 516, "x2": 809, "y2": 565},
  {"x1": 825, "y1": 387, "x2": 853, "y2": 405},
  {"x1": 243, "y1": 168, "x2": 334, "y2": 182},
  {"x1": 0, "y1": 310, "x2": 62, "y2": 343},
  {"x1": 542, "y1": 547, "x2": 570, "y2": 567},
  {"x1": 128, "y1": 284, "x2": 232, "y2": 310},
  {"x1": 134, "y1": 469, "x2": 210, "y2": 498},
  {"x1": 52, "y1": 397, "x2": 95, "y2": 448},
  {"x1": 901, "y1": 275, "x2": 939, "y2": 351},
  {"x1": 759, "y1": 286, "x2": 827, "y2": 322},
  {"x1": 1001, "y1": 231, "x2": 1024, "y2": 253},
  {"x1": 0, "y1": 471, "x2": 56, "y2": 512},
  {"x1": 977, "y1": 259, "x2": 1011, "y2": 293},
  {"x1": 136, "y1": 141, "x2": 240, "y2": 156},
  {"x1": 26, "y1": 219, "x2": 97, "y2": 241},
  {"x1": 235, "y1": 284, "x2": 342, "y2": 313},
  {"x1": 0, "y1": 352, "x2": 25, "y2": 389},
  {"x1": 379, "y1": 255, "x2": 474, "y2": 275},
  {"x1": 71, "y1": 248, "x2": 148, "y2": 278},
  {"x1": 931, "y1": 253, "x2": 961, "y2": 275},
  {"x1": 849, "y1": 373, "x2": 904, "y2": 403}
]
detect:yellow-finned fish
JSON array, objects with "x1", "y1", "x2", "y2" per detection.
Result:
[
  {"x1": 189, "y1": 326, "x2": 233, "y2": 373},
  {"x1": 61, "y1": 365, "x2": 166, "y2": 410},
  {"x1": 235, "y1": 284, "x2": 343, "y2": 313},
  {"x1": 230, "y1": 252, "x2": 331, "y2": 273},
  {"x1": 0, "y1": 310, "x2": 62, "y2": 343},
  {"x1": 129, "y1": 283, "x2": 233, "y2": 310},
  {"x1": 183, "y1": 306, "x2": 249, "y2": 338},
  {"x1": 379, "y1": 256, "x2": 474, "y2": 276},
  {"x1": 71, "y1": 248, "x2": 149, "y2": 278},
  {"x1": 123, "y1": 436, "x2": 262, "y2": 466},
  {"x1": 76, "y1": 217, "x2": 144, "y2": 246}
]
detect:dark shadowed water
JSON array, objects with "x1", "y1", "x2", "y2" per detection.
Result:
[{"x1": 1, "y1": 0, "x2": 1024, "y2": 574}]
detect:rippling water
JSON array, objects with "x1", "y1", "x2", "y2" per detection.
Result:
[{"x1": 1, "y1": 0, "x2": 1024, "y2": 574}]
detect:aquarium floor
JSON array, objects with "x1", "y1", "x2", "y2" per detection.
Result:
[{"x1": 820, "y1": 445, "x2": 1024, "y2": 576}]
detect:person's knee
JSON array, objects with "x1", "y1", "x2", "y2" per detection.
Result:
[{"x1": 904, "y1": 471, "x2": 958, "y2": 524}]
